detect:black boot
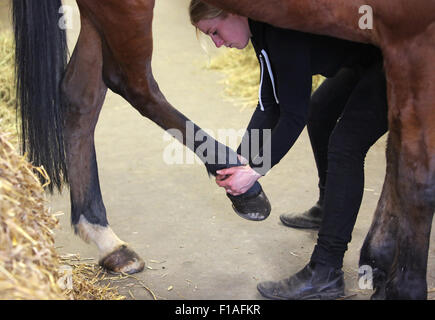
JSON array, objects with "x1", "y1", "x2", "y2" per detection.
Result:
[
  {"x1": 257, "y1": 262, "x2": 345, "y2": 300},
  {"x1": 280, "y1": 201, "x2": 323, "y2": 229}
]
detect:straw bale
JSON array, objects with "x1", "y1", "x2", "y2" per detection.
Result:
[
  {"x1": 0, "y1": 30, "x2": 17, "y2": 145},
  {"x1": 0, "y1": 32, "x2": 66, "y2": 300},
  {"x1": 0, "y1": 131, "x2": 127, "y2": 300},
  {"x1": 0, "y1": 132, "x2": 64, "y2": 299},
  {"x1": 0, "y1": 31, "x2": 126, "y2": 298},
  {"x1": 205, "y1": 42, "x2": 325, "y2": 110},
  {"x1": 0, "y1": 31, "x2": 63, "y2": 300}
]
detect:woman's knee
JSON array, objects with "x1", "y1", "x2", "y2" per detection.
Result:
[
  {"x1": 327, "y1": 133, "x2": 369, "y2": 169},
  {"x1": 327, "y1": 115, "x2": 387, "y2": 166},
  {"x1": 308, "y1": 92, "x2": 329, "y2": 126}
]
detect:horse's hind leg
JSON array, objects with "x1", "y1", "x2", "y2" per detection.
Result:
[
  {"x1": 361, "y1": 38, "x2": 435, "y2": 299},
  {"x1": 61, "y1": 13, "x2": 144, "y2": 274}
]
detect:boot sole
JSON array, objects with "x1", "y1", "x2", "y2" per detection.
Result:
[
  {"x1": 279, "y1": 216, "x2": 321, "y2": 230},
  {"x1": 257, "y1": 284, "x2": 344, "y2": 300}
]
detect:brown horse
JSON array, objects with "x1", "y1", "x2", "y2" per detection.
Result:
[
  {"x1": 13, "y1": 0, "x2": 272, "y2": 275},
  {"x1": 12, "y1": 0, "x2": 434, "y2": 299}
]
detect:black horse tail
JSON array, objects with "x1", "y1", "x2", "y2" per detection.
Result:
[{"x1": 12, "y1": 0, "x2": 69, "y2": 193}]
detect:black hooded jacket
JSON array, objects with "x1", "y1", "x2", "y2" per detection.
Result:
[{"x1": 238, "y1": 19, "x2": 382, "y2": 175}]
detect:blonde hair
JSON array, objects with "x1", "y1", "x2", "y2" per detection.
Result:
[{"x1": 189, "y1": 0, "x2": 227, "y2": 25}]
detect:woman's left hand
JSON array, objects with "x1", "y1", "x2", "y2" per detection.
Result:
[{"x1": 216, "y1": 165, "x2": 262, "y2": 196}]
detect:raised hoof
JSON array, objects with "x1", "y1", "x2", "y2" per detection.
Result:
[
  {"x1": 227, "y1": 182, "x2": 271, "y2": 221},
  {"x1": 99, "y1": 245, "x2": 145, "y2": 274}
]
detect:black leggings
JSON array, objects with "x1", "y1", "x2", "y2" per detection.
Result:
[{"x1": 308, "y1": 64, "x2": 388, "y2": 269}]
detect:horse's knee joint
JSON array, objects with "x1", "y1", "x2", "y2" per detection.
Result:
[
  {"x1": 137, "y1": 101, "x2": 154, "y2": 118},
  {"x1": 124, "y1": 86, "x2": 158, "y2": 119}
]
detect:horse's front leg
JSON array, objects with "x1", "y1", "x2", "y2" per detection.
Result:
[
  {"x1": 81, "y1": 0, "x2": 243, "y2": 170},
  {"x1": 382, "y1": 45, "x2": 435, "y2": 299},
  {"x1": 361, "y1": 39, "x2": 435, "y2": 299},
  {"x1": 78, "y1": 0, "x2": 270, "y2": 220},
  {"x1": 61, "y1": 14, "x2": 144, "y2": 274}
]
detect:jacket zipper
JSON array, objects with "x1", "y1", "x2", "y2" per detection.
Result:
[
  {"x1": 258, "y1": 50, "x2": 280, "y2": 112},
  {"x1": 258, "y1": 54, "x2": 265, "y2": 111},
  {"x1": 261, "y1": 50, "x2": 279, "y2": 105}
]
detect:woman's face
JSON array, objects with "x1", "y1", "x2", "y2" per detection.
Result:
[{"x1": 196, "y1": 14, "x2": 251, "y2": 49}]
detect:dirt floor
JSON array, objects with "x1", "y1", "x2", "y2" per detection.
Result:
[{"x1": 2, "y1": 0, "x2": 434, "y2": 300}]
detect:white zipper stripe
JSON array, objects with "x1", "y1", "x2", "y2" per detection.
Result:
[
  {"x1": 261, "y1": 49, "x2": 280, "y2": 105},
  {"x1": 258, "y1": 54, "x2": 265, "y2": 111}
]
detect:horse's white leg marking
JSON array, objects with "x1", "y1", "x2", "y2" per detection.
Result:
[{"x1": 76, "y1": 215, "x2": 126, "y2": 259}]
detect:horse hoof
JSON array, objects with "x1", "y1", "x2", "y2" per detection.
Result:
[
  {"x1": 226, "y1": 182, "x2": 271, "y2": 221},
  {"x1": 99, "y1": 245, "x2": 145, "y2": 274}
]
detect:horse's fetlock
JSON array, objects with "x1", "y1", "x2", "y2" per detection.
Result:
[{"x1": 386, "y1": 273, "x2": 427, "y2": 300}]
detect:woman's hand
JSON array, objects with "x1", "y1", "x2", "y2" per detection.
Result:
[{"x1": 215, "y1": 165, "x2": 262, "y2": 196}]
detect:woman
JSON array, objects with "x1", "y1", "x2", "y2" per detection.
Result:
[{"x1": 189, "y1": 0, "x2": 388, "y2": 300}]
